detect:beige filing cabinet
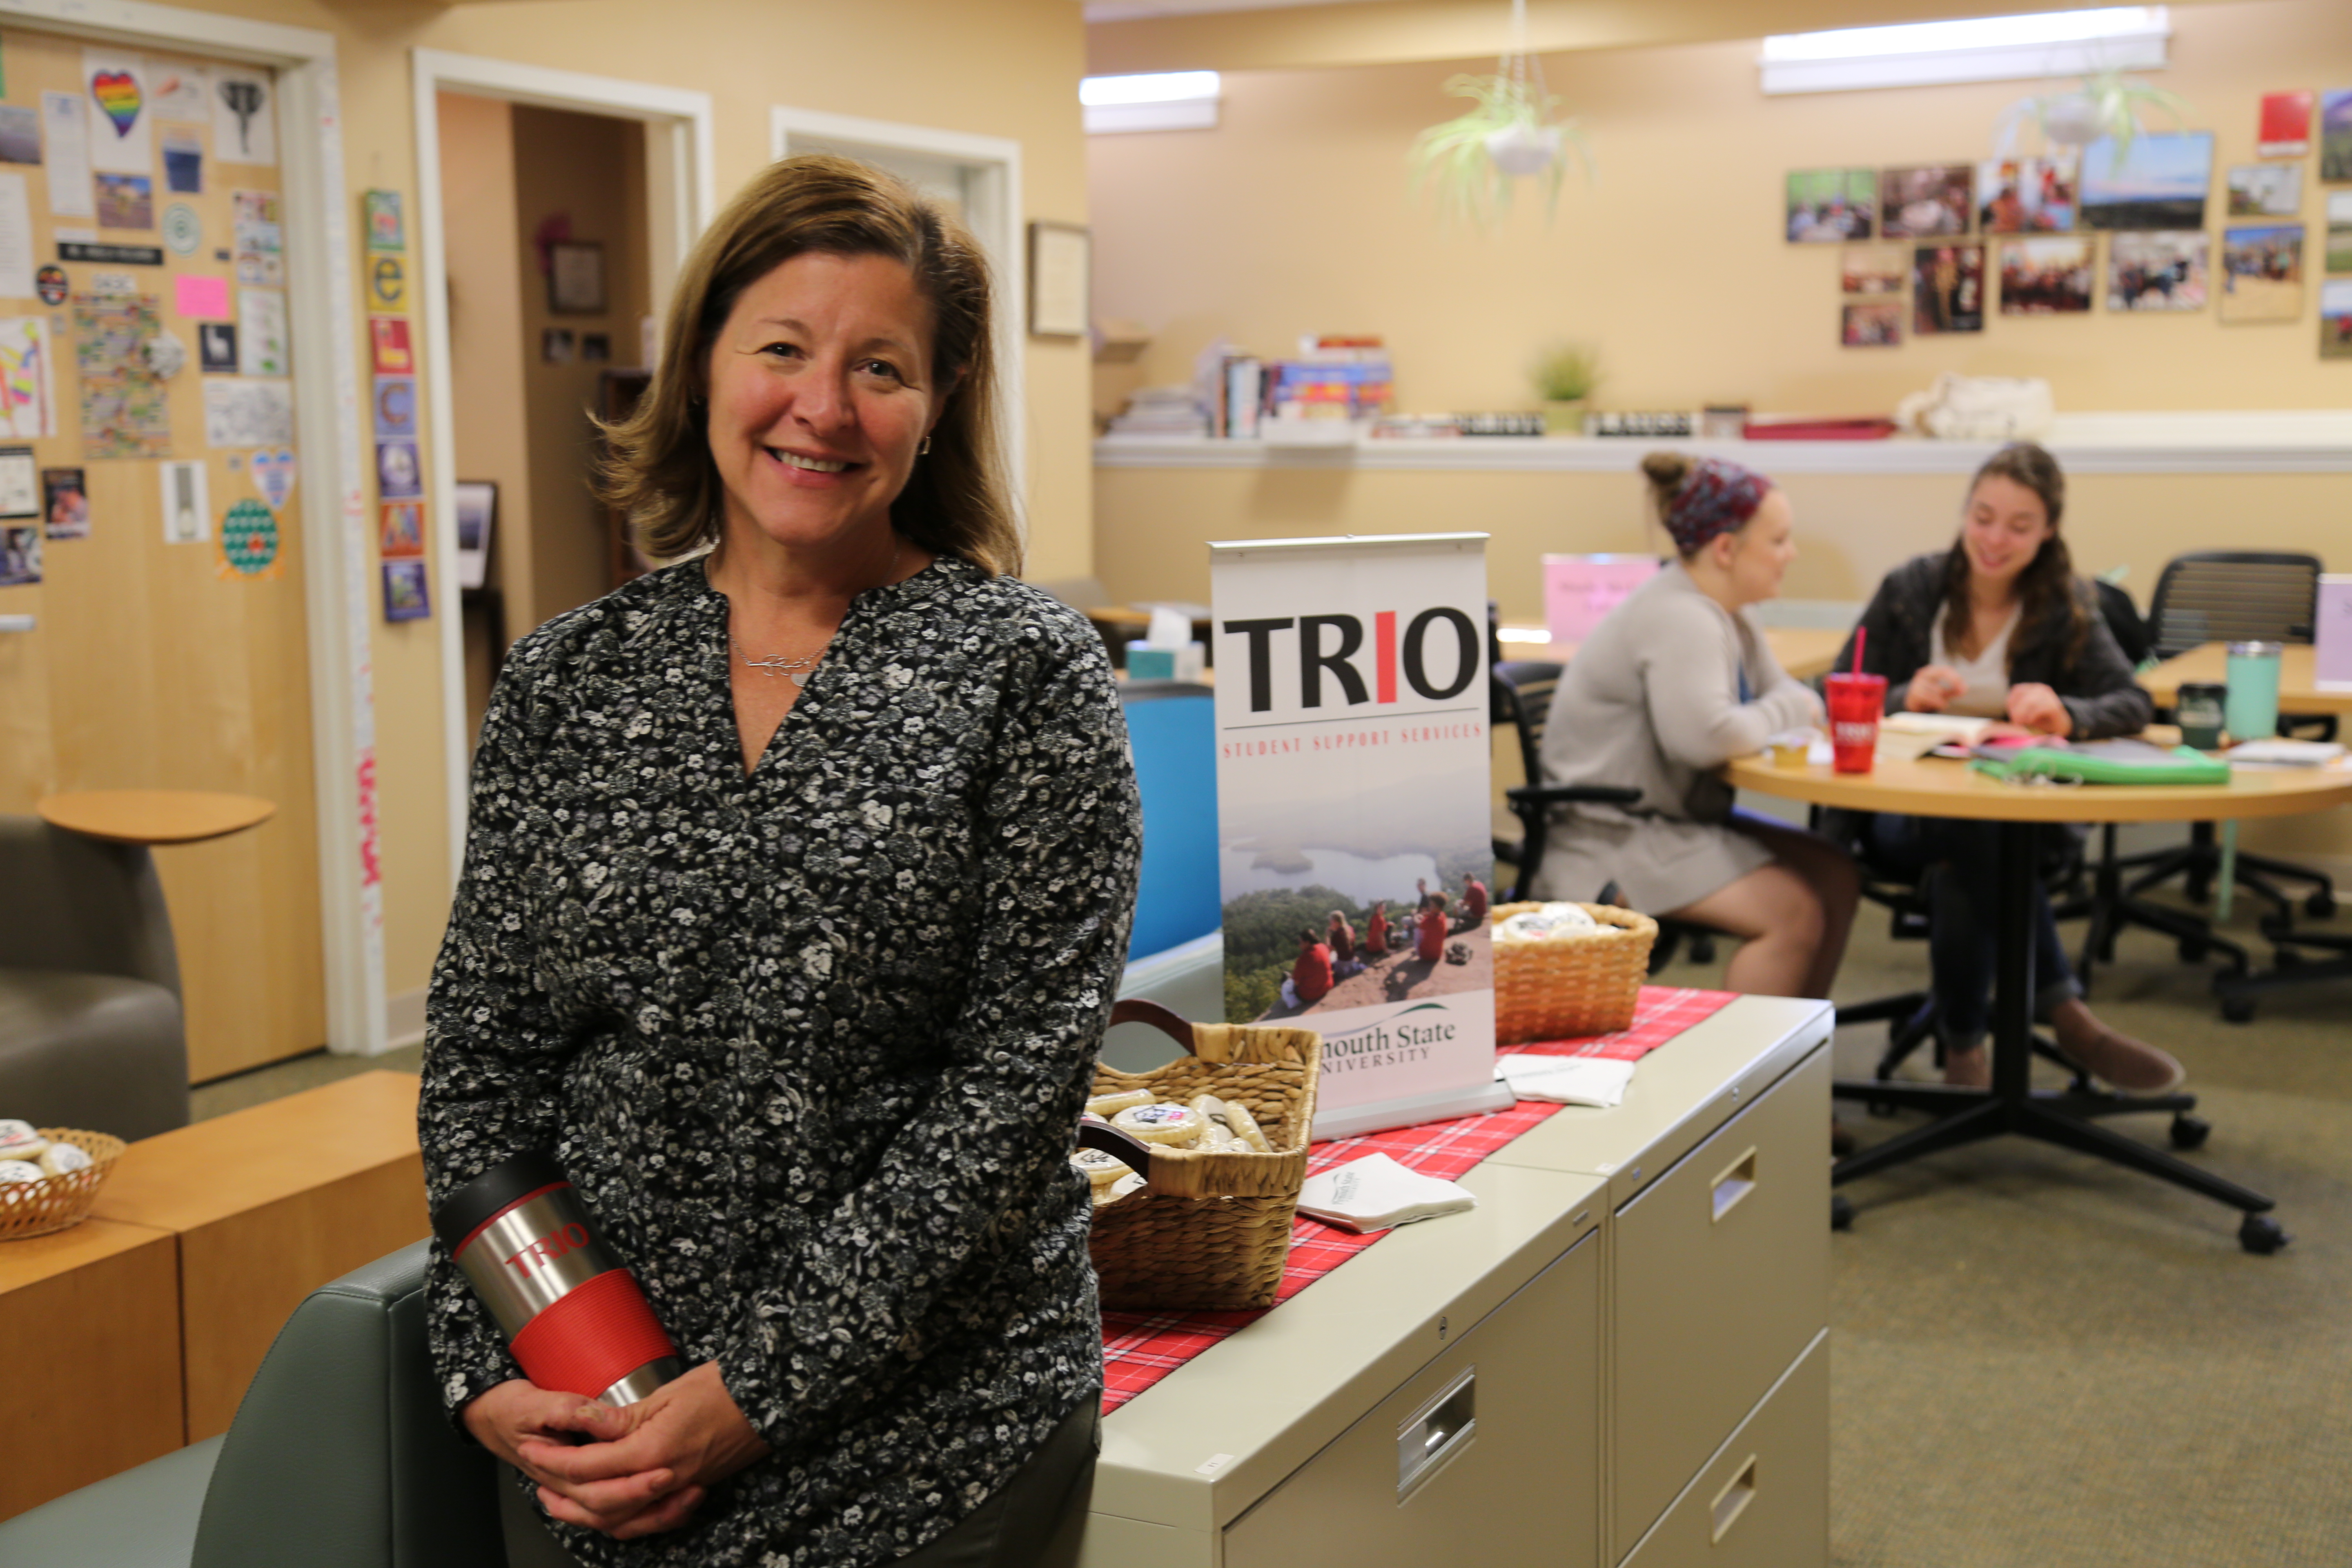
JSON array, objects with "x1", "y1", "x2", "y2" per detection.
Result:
[
  {"x1": 1052, "y1": 993, "x2": 1833, "y2": 1568},
  {"x1": 1489, "y1": 994, "x2": 1835, "y2": 1567}
]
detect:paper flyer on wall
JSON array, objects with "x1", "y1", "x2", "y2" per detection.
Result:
[{"x1": 1210, "y1": 533, "x2": 1515, "y2": 1140}]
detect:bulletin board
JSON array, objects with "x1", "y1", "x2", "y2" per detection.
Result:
[{"x1": 0, "y1": 25, "x2": 325, "y2": 1081}]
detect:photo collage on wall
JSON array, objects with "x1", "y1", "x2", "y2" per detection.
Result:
[{"x1": 1796, "y1": 85, "x2": 2352, "y2": 359}]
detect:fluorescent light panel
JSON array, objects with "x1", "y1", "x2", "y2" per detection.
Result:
[
  {"x1": 1760, "y1": 7, "x2": 2168, "y2": 95},
  {"x1": 1082, "y1": 71, "x2": 1221, "y2": 134}
]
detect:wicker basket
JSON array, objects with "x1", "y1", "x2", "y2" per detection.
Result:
[
  {"x1": 1491, "y1": 902, "x2": 1657, "y2": 1044},
  {"x1": 1086, "y1": 999, "x2": 1321, "y2": 1312},
  {"x1": 0, "y1": 1129, "x2": 126, "y2": 1241}
]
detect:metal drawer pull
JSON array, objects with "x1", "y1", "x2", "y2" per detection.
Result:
[
  {"x1": 1711, "y1": 1147, "x2": 1758, "y2": 1223},
  {"x1": 1710, "y1": 1454, "x2": 1758, "y2": 1542},
  {"x1": 1396, "y1": 1365, "x2": 1476, "y2": 1498}
]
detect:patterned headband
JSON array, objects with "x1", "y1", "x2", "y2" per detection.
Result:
[{"x1": 1664, "y1": 457, "x2": 1770, "y2": 553}]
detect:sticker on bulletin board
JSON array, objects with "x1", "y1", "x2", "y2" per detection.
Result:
[
  {"x1": 161, "y1": 202, "x2": 200, "y2": 256},
  {"x1": 0, "y1": 524, "x2": 38, "y2": 584},
  {"x1": 42, "y1": 467, "x2": 87, "y2": 539},
  {"x1": 251, "y1": 447, "x2": 294, "y2": 512},
  {"x1": 0, "y1": 444, "x2": 38, "y2": 517},
  {"x1": 162, "y1": 127, "x2": 202, "y2": 194},
  {"x1": 375, "y1": 439, "x2": 421, "y2": 499},
  {"x1": 83, "y1": 51, "x2": 153, "y2": 175},
  {"x1": 364, "y1": 189, "x2": 404, "y2": 252},
  {"x1": 369, "y1": 315, "x2": 412, "y2": 374},
  {"x1": 372, "y1": 374, "x2": 415, "y2": 439},
  {"x1": 382, "y1": 558, "x2": 430, "y2": 621},
  {"x1": 197, "y1": 320, "x2": 236, "y2": 372},
  {"x1": 214, "y1": 68, "x2": 275, "y2": 167},
  {"x1": 218, "y1": 496, "x2": 278, "y2": 577},
  {"x1": 35, "y1": 265, "x2": 65, "y2": 306},
  {"x1": 159, "y1": 458, "x2": 208, "y2": 543},
  {"x1": 368, "y1": 254, "x2": 407, "y2": 312},
  {"x1": 379, "y1": 498, "x2": 423, "y2": 558}
]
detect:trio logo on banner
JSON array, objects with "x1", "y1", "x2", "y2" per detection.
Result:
[{"x1": 1209, "y1": 534, "x2": 1514, "y2": 1139}]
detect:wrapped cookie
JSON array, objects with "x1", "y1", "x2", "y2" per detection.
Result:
[
  {"x1": 1069, "y1": 1147, "x2": 1133, "y2": 1188},
  {"x1": 0, "y1": 1159, "x2": 42, "y2": 1185},
  {"x1": 38, "y1": 1142, "x2": 92, "y2": 1178},
  {"x1": 1085, "y1": 1088, "x2": 1155, "y2": 1119},
  {"x1": 1111, "y1": 1102, "x2": 1200, "y2": 1147},
  {"x1": 0, "y1": 1119, "x2": 44, "y2": 1164}
]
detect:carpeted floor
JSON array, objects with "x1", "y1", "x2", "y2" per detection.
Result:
[
  {"x1": 198, "y1": 887, "x2": 2352, "y2": 1564},
  {"x1": 1653, "y1": 891, "x2": 2352, "y2": 1568}
]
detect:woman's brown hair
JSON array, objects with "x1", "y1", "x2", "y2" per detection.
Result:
[
  {"x1": 596, "y1": 154, "x2": 1020, "y2": 575},
  {"x1": 1940, "y1": 441, "x2": 2084, "y2": 664}
]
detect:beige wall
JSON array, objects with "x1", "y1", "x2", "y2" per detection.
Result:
[
  {"x1": 67, "y1": 0, "x2": 1095, "y2": 1011},
  {"x1": 1090, "y1": 0, "x2": 2352, "y2": 418},
  {"x1": 437, "y1": 91, "x2": 529, "y2": 744},
  {"x1": 512, "y1": 104, "x2": 650, "y2": 633}
]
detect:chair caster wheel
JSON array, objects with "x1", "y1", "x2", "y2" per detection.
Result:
[
  {"x1": 2221, "y1": 997, "x2": 2256, "y2": 1025},
  {"x1": 2169, "y1": 1114, "x2": 2211, "y2": 1151},
  {"x1": 2308, "y1": 892, "x2": 2336, "y2": 919},
  {"x1": 2239, "y1": 1214, "x2": 2289, "y2": 1255},
  {"x1": 2178, "y1": 936, "x2": 2209, "y2": 962},
  {"x1": 1830, "y1": 1194, "x2": 1854, "y2": 1232}
]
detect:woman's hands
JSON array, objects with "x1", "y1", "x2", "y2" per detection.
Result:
[
  {"x1": 2006, "y1": 682, "x2": 2074, "y2": 736},
  {"x1": 463, "y1": 1362, "x2": 771, "y2": 1541},
  {"x1": 1905, "y1": 665, "x2": 1965, "y2": 713}
]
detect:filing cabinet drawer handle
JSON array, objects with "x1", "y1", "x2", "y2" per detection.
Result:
[
  {"x1": 1711, "y1": 1147, "x2": 1758, "y2": 1223},
  {"x1": 1710, "y1": 1454, "x2": 1758, "y2": 1544},
  {"x1": 1396, "y1": 1365, "x2": 1476, "y2": 1498}
]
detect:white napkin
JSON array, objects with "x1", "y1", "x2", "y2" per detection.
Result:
[
  {"x1": 1297, "y1": 1153, "x2": 1477, "y2": 1233},
  {"x1": 1495, "y1": 1054, "x2": 1637, "y2": 1108}
]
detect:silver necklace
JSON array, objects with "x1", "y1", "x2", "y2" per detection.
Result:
[{"x1": 728, "y1": 534, "x2": 902, "y2": 687}]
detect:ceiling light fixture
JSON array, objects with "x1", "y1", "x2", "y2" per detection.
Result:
[
  {"x1": 1081, "y1": 71, "x2": 1221, "y2": 133},
  {"x1": 1759, "y1": 7, "x2": 2169, "y2": 96}
]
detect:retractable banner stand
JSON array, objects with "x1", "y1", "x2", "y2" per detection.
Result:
[{"x1": 1210, "y1": 533, "x2": 1517, "y2": 1140}]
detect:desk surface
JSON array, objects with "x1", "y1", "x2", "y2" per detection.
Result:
[
  {"x1": 1726, "y1": 739, "x2": 2352, "y2": 823},
  {"x1": 2140, "y1": 643, "x2": 2350, "y2": 715},
  {"x1": 37, "y1": 789, "x2": 276, "y2": 846},
  {"x1": 0, "y1": 1212, "x2": 171, "y2": 1289},
  {"x1": 90, "y1": 1070, "x2": 420, "y2": 1232}
]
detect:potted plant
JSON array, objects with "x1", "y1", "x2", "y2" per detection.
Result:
[
  {"x1": 1408, "y1": 0, "x2": 1590, "y2": 230},
  {"x1": 1529, "y1": 341, "x2": 1599, "y2": 435},
  {"x1": 1998, "y1": 62, "x2": 2190, "y2": 170}
]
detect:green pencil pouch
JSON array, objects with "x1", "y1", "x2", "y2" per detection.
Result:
[{"x1": 1969, "y1": 742, "x2": 2230, "y2": 786}]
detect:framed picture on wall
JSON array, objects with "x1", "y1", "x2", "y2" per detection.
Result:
[
  {"x1": 549, "y1": 240, "x2": 606, "y2": 313},
  {"x1": 454, "y1": 480, "x2": 497, "y2": 591},
  {"x1": 1028, "y1": 221, "x2": 1089, "y2": 338}
]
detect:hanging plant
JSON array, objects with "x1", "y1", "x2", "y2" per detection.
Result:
[
  {"x1": 1408, "y1": 0, "x2": 1591, "y2": 230},
  {"x1": 1998, "y1": 62, "x2": 2191, "y2": 172}
]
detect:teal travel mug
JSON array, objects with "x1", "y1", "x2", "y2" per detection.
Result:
[{"x1": 2223, "y1": 641, "x2": 2283, "y2": 743}]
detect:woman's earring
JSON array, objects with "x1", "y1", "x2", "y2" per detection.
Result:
[{"x1": 920, "y1": 434, "x2": 933, "y2": 457}]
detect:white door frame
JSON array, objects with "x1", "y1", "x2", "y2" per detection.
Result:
[
  {"x1": 409, "y1": 51, "x2": 715, "y2": 915},
  {"x1": 770, "y1": 107, "x2": 1028, "y2": 526},
  {"x1": 0, "y1": 0, "x2": 381, "y2": 1055}
]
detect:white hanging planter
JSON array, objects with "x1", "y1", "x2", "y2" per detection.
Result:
[
  {"x1": 1484, "y1": 121, "x2": 1562, "y2": 176},
  {"x1": 2038, "y1": 93, "x2": 2104, "y2": 146}
]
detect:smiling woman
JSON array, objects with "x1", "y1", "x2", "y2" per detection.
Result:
[{"x1": 419, "y1": 155, "x2": 1141, "y2": 1568}]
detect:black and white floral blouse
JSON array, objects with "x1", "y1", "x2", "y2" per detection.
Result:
[{"x1": 419, "y1": 553, "x2": 1142, "y2": 1568}]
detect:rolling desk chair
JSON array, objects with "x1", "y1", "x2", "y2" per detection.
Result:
[
  {"x1": 1488, "y1": 660, "x2": 1711, "y2": 975},
  {"x1": 2080, "y1": 554, "x2": 2334, "y2": 1009}
]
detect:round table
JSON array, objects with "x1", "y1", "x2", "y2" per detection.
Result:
[
  {"x1": 1727, "y1": 744, "x2": 2352, "y2": 1252},
  {"x1": 36, "y1": 790, "x2": 276, "y2": 846}
]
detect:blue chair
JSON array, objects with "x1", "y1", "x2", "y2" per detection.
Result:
[{"x1": 1120, "y1": 680, "x2": 1219, "y2": 962}]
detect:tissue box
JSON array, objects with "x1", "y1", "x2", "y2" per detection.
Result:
[{"x1": 1125, "y1": 642, "x2": 1205, "y2": 681}]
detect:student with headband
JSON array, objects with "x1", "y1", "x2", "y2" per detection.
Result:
[{"x1": 1536, "y1": 453, "x2": 1859, "y2": 1000}]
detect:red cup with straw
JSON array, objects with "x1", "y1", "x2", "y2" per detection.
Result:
[{"x1": 1823, "y1": 629, "x2": 1886, "y2": 775}]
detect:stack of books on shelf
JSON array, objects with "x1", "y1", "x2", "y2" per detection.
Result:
[{"x1": 1108, "y1": 386, "x2": 1211, "y2": 438}]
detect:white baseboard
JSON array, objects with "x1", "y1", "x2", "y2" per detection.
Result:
[{"x1": 383, "y1": 986, "x2": 428, "y2": 1053}]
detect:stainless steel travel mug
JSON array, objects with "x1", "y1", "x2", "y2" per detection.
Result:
[{"x1": 434, "y1": 1152, "x2": 684, "y2": 1406}]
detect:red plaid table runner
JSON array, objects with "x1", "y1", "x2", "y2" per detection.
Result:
[{"x1": 1100, "y1": 985, "x2": 1737, "y2": 1412}]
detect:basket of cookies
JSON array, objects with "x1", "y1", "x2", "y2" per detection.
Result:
[
  {"x1": 1078, "y1": 998, "x2": 1320, "y2": 1312},
  {"x1": 0, "y1": 1120, "x2": 126, "y2": 1241},
  {"x1": 1491, "y1": 901, "x2": 1657, "y2": 1044}
]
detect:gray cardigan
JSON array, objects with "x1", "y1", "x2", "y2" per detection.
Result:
[{"x1": 1535, "y1": 562, "x2": 1822, "y2": 912}]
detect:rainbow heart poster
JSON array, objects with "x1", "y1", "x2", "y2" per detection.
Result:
[{"x1": 82, "y1": 51, "x2": 153, "y2": 175}]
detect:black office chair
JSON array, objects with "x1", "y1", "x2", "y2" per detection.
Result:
[
  {"x1": 1488, "y1": 660, "x2": 1719, "y2": 976},
  {"x1": 2091, "y1": 554, "x2": 2335, "y2": 986}
]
